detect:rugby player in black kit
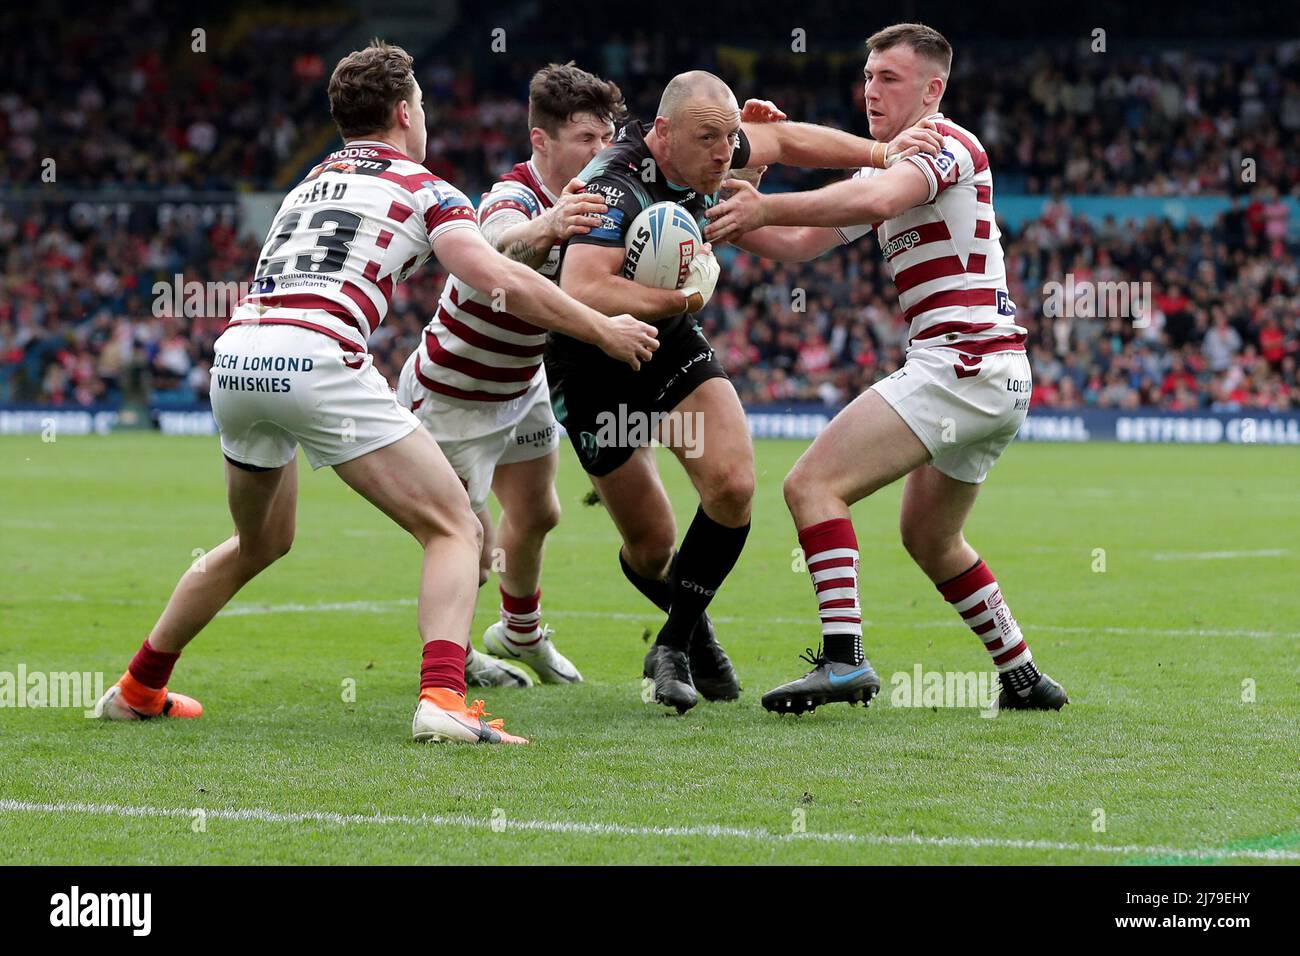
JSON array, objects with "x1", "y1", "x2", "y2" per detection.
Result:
[{"x1": 549, "y1": 71, "x2": 939, "y2": 712}]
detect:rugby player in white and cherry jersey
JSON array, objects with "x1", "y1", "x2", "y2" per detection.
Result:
[
  {"x1": 705, "y1": 23, "x2": 1068, "y2": 714},
  {"x1": 395, "y1": 63, "x2": 630, "y2": 690},
  {"x1": 92, "y1": 41, "x2": 658, "y2": 745}
]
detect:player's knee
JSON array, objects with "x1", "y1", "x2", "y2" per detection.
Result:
[
  {"x1": 273, "y1": 531, "x2": 294, "y2": 561},
  {"x1": 782, "y1": 468, "x2": 803, "y2": 511},
  {"x1": 899, "y1": 515, "x2": 925, "y2": 558},
  {"x1": 702, "y1": 464, "x2": 754, "y2": 523},
  {"x1": 899, "y1": 518, "x2": 955, "y2": 572},
  {"x1": 518, "y1": 493, "x2": 561, "y2": 537},
  {"x1": 625, "y1": 530, "x2": 675, "y2": 580},
  {"x1": 783, "y1": 465, "x2": 819, "y2": 518},
  {"x1": 541, "y1": 494, "x2": 562, "y2": 533},
  {"x1": 238, "y1": 529, "x2": 293, "y2": 573},
  {"x1": 412, "y1": 502, "x2": 481, "y2": 553},
  {"x1": 464, "y1": 510, "x2": 486, "y2": 553},
  {"x1": 784, "y1": 458, "x2": 857, "y2": 523}
]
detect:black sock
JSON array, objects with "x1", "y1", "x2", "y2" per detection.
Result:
[
  {"x1": 826, "y1": 634, "x2": 864, "y2": 667},
  {"x1": 621, "y1": 549, "x2": 717, "y2": 648},
  {"x1": 619, "y1": 549, "x2": 672, "y2": 612},
  {"x1": 655, "y1": 507, "x2": 750, "y2": 650}
]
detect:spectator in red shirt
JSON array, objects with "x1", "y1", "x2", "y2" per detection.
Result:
[
  {"x1": 1030, "y1": 377, "x2": 1059, "y2": 408},
  {"x1": 1258, "y1": 316, "x2": 1287, "y2": 367},
  {"x1": 1160, "y1": 356, "x2": 1198, "y2": 400}
]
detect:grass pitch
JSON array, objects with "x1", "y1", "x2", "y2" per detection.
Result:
[{"x1": 1, "y1": 433, "x2": 1297, "y2": 865}]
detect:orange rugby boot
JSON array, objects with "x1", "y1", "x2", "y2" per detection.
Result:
[
  {"x1": 412, "y1": 687, "x2": 528, "y2": 744},
  {"x1": 95, "y1": 672, "x2": 203, "y2": 720}
]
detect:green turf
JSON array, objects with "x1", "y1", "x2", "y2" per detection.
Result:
[{"x1": 1, "y1": 434, "x2": 1297, "y2": 864}]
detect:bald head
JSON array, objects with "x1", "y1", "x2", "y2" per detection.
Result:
[
  {"x1": 657, "y1": 70, "x2": 736, "y2": 122},
  {"x1": 647, "y1": 70, "x2": 743, "y2": 196}
]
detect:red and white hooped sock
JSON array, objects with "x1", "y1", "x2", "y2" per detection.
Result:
[
  {"x1": 499, "y1": 587, "x2": 542, "y2": 647},
  {"x1": 937, "y1": 559, "x2": 1040, "y2": 694},
  {"x1": 797, "y1": 518, "x2": 864, "y2": 665}
]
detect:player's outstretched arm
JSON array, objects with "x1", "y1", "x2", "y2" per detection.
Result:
[
  {"x1": 733, "y1": 225, "x2": 843, "y2": 263},
  {"x1": 705, "y1": 162, "x2": 932, "y2": 244},
  {"x1": 482, "y1": 178, "x2": 607, "y2": 270},
  {"x1": 433, "y1": 227, "x2": 658, "y2": 369},
  {"x1": 742, "y1": 118, "x2": 942, "y2": 170},
  {"x1": 560, "y1": 243, "x2": 714, "y2": 321}
]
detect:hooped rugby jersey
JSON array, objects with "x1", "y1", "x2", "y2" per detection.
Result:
[
  {"x1": 228, "y1": 140, "x2": 477, "y2": 352},
  {"x1": 408, "y1": 160, "x2": 557, "y2": 403},
  {"x1": 836, "y1": 113, "x2": 1026, "y2": 356}
]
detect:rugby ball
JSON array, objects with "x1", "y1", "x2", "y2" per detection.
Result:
[{"x1": 621, "y1": 200, "x2": 702, "y2": 289}]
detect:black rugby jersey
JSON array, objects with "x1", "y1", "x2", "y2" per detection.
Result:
[{"x1": 550, "y1": 120, "x2": 751, "y2": 358}]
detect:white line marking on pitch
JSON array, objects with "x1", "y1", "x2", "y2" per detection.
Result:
[
  {"x1": 1, "y1": 799, "x2": 1295, "y2": 861},
  {"x1": 214, "y1": 600, "x2": 1300, "y2": 640}
]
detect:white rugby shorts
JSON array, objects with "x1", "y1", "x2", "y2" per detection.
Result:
[
  {"x1": 871, "y1": 347, "x2": 1031, "y2": 484},
  {"x1": 396, "y1": 353, "x2": 559, "y2": 513},
  {"x1": 210, "y1": 323, "x2": 419, "y2": 470}
]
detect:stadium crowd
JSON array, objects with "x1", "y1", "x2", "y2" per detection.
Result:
[
  {"x1": 2, "y1": 1, "x2": 1298, "y2": 412},
  {"x1": 422, "y1": 37, "x2": 1300, "y2": 199},
  {"x1": 6, "y1": 1, "x2": 1297, "y2": 196},
  {"x1": 1, "y1": 4, "x2": 354, "y2": 190},
  {"x1": 3, "y1": 197, "x2": 1296, "y2": 412}
]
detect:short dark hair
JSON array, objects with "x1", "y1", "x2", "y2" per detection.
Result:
[
  {"x1": 865, "y1": 22, "x2": 953, "y2": 76},
  {"x1": 528, "y1": 62, "x2": 626, "y2": 137},
  {"x1": 328, "y1": 39, "x2": 416, "y2": 139}
]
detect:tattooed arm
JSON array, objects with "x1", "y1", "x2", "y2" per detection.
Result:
[
  {"x1": 480, "y1": 177, "x2": 609, "y2": 270},
  {"x1": 481, "y1": 211, "x2": 557, "y2": 269}
]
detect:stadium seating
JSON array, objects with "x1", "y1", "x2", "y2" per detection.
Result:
[{"x1": 1, "y1": 3, "x2": 1296, "y2": 412}]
